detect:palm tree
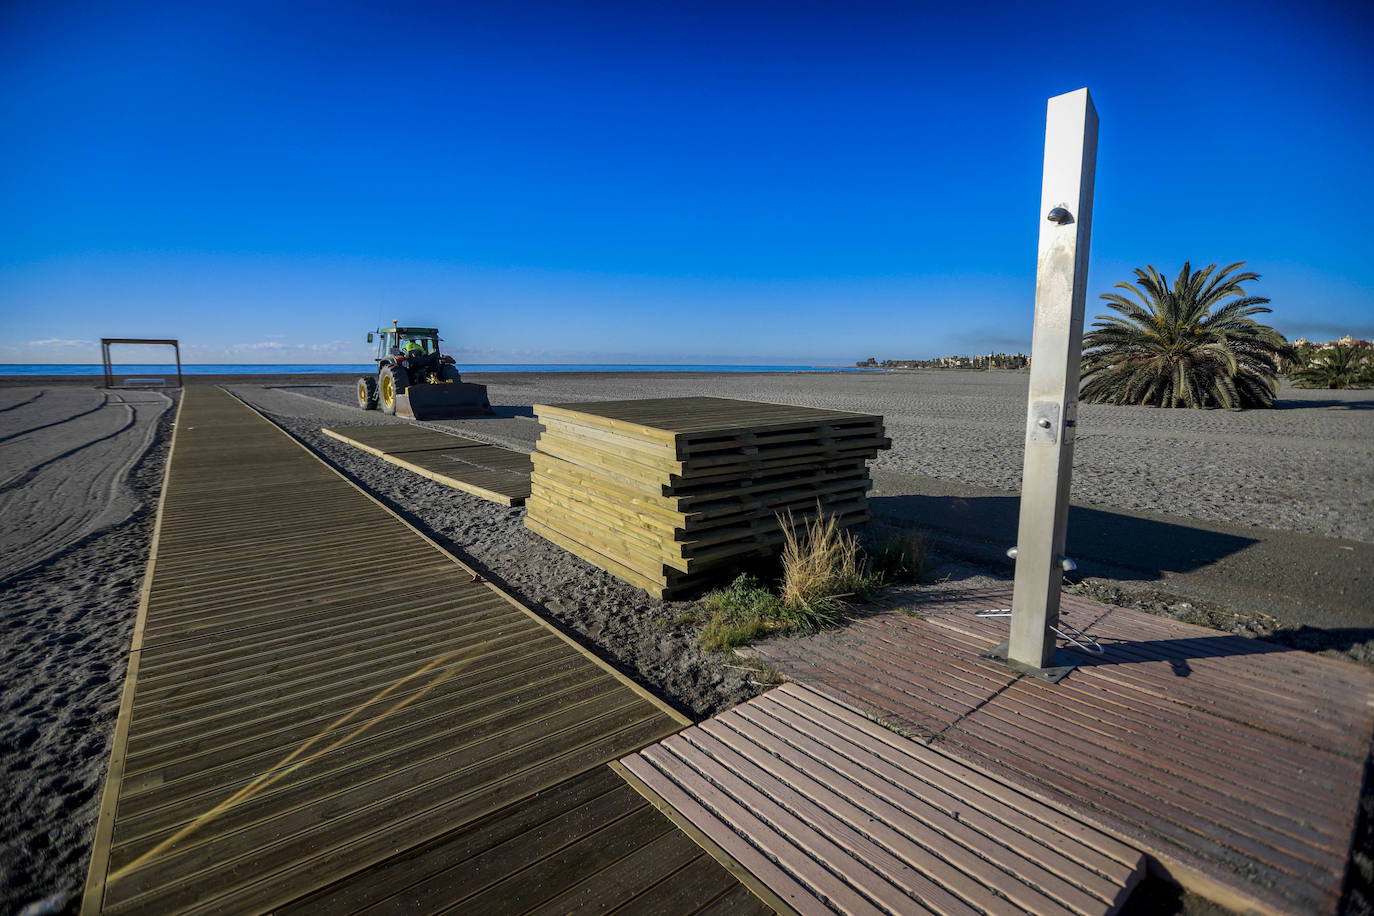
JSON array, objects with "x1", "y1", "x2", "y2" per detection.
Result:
[
  {"x1": 1080, "y1": 262, "x2": 1291, "y2": 408},
  {"x1": 1290, "y1": 345, "x2": 1373, "y2": 389}
]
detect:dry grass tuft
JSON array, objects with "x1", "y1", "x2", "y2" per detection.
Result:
[
  {"x1": 698, "y1": 510, "x2": 932, "y2": 652},
  {"x1": 778, "y1": 508, "x2": 871, "y2": 626}
]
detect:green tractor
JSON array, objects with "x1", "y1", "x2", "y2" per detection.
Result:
[{"x1": 357, "y1": 324, "x2": 492, "y2": 419}]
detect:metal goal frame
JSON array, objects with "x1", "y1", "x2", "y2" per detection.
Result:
[{"x1": 101, "y1": 338, "x2": 183, "y2": 388}]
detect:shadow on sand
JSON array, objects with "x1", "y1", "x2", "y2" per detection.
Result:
[
  {"x1": 487, "y1": 405, "x2": 535, "y2": 419},
  {"x1": 1275, "y1": 396, "x2": 1374, "y2": 410},
  {"x1": 872, "y1": 493, "x2": 1257, "y2": 581}
]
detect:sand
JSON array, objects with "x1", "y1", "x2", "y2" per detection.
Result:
[
  {"x1": 0, "y1": 389, "x2": 175, "y2": 914},
  {"x1": 2, "y1": 370, "x2": 1372, "y2": 914}
]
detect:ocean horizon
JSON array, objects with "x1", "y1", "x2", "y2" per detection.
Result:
[{"x1": 1, "y1": 363, "x2": 868, "y2": 376}]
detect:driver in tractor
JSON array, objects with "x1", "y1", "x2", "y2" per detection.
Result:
[{"x1": 399, "y1": 337, "x2": 445, "y2": 383}]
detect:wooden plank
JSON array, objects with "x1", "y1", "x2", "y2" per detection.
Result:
[
  {"x1": 609, "y1": 759, "x2": 793, "y2": 916},
  {"x1": 653, "y1": 734, "x2": 964, "y2": 916},
  {"x1": 777, "y1": 684, "x2": 1144, "y2": 870},
  {"x1": 704, "y1": 714, "x2": 1129, "y2": 909},
  {"x1": 619, "y1": 754, "x2": 842, "y2": 916},
  {"x1": 548, "y1": 826, "x2": 729, "y2": 916},
  {"x1": 452, "y1": 805, "x2": 678, "y2": 915},
  {"x1": 121, "y1": 644, "x2": 579, "y2": 789},
  {"x1": 322, "y1": 426, "x2": 530, "y2": 506},
  {"x1": 270, "y1": 765, "x2": 634, "y2": 913},
  {"x1": 535, "y1": 397, "x2": 880, "y2": 439},
  {"x1": 537, "y1": 422, "x2": 888, "y2": 476},
  {"x1": 765, "y1": 617, "x2": 1351, "y2": 840},
  {"x1": 117, "y1": 665, "x2": 615, "y2": 819},
  {"x1": 677, "y1": 727, "x2": 1046, "y2": 916}
]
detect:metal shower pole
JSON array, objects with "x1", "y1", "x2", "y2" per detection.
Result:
[{"x1": 1006, "y1": 88, "x2": 1099, "y2": 675}]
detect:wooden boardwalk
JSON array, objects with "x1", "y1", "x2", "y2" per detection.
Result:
[
  {"x1": 83, "y1": 387, "x2": 766, "y2": 915},
  {"x1": 322, "y1": 423, "x2": 532, "y2": 506},
  {"x1": 621, "y1": 683, "x2": 1146, "y2": 916},
  {"x1": 748, "y1": 589, "x2": 1374, "y2": 916}
]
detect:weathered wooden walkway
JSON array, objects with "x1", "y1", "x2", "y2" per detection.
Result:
[
  {"x1": 747, "y1": 589, "x2": 1374, "y2": 916},
  {"x1": 322, "y1": 423, "x2": 532, "y2": 506},
  {"x1": 621, "y1": 683, "x2": 1146, "y2": 916},
  {"x1": 83, "y1": 387, "x2": 766, "y2": 915}
]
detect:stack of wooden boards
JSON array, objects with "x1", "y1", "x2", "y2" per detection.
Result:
[{"x1": 526, "y1": 397, "x2": 889, "y2": 598}]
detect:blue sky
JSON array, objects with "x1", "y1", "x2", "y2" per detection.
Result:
[{"x1": 2, "y1": 0, "x2": 1372, "y2": 365}]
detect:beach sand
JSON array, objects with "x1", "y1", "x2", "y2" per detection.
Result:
[{"x1": 2, "y1": 370, "x2": 1371, "y2": 914}]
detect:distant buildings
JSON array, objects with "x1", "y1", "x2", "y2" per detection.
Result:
[
  {"x1": 1293, "y1": 336, "x2": 1372, "y2": 350},
  {"x1": 856, "y1": 353, "x2": 1031, "y2": 370}
]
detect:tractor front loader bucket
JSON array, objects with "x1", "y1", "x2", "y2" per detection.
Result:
[{"x1": 395, "y1": 381, "x2": 493, "y2": 420}]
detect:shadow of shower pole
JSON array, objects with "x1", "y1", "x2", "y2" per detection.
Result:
[{"x1": 868, "y1": 468, "x2": 1374, "y2": 632}]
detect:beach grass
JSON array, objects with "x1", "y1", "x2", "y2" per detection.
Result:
[{"x1": 700, "y1": 514, "x2": 930, "y2": 651}]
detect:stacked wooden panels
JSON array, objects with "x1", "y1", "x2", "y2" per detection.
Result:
[{"x1": 526, "y1": 397, "x2": 889, "y2": 598}]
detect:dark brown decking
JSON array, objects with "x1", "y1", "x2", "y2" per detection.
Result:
[
  {"x1": 82, "y1": 387, "x2": 765, "y2": 915},
  {"x1": 622, "y1": 682, "x2": 1146, "y2": 916},
  {"x1": 322, "y1": 424, "x2": 532, "y2": 506},
  {"x1": 276, "y1": 766, "x2": 771, "y2": 915},
  {"x1": 748, "y1": 589, "x2": 1374, "y2": 916}
]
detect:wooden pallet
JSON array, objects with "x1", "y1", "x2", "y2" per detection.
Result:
[
  {"x1": 322, "y1": 425, "x2": 532, "y2": 506},
  {"x1": 526, "y1": 398, "x2": 888, "y2": 597}
]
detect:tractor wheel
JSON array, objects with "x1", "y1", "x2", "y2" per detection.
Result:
[
  {"x1": 440, "y1": 364, "x2": 463, "y2": 383},
  {"x1": 379, "y1": 367, "x2": 408, "y2": 415},
  {"x1": 357, "y1": 376, "x2": 379, "y2": 410}
]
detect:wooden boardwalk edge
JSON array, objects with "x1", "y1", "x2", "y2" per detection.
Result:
[
  {"x1": 611, "y1": 760, "x2": 799, "y2": 916},
  {"x1": 81, "y1": 395, "x2": 184, "y2": 916}
]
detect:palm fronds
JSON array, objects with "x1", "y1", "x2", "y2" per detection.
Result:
[
  {"x1": 1290, "y1": 346, "x2": 1374, "y2": 389},
  {"x1": 1080, "y1": 261, "x2": 1291, "y2": 409}
]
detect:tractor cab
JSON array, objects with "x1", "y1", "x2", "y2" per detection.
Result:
[
  {"x1": 359, "y1": 322, "x2": 491, "y2": 419},
  {"x1": 374, "y1": 327, "x2": 441, "y2": 361}
]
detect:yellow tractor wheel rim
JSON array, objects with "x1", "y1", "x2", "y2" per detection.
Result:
[
  {"x1": 381, "y1": 376, "x2": 395, "y2": 406},
  {"x1": 358, "y1": 380, "x2": 368, "y2": 402}
]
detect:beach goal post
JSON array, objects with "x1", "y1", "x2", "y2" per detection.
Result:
[
  {"x1": 101, "y1": 338, "x2": 184, "y2": 388},
  {"x1": 989, "y1": 88, "x2": 1099, "y2": 680}
]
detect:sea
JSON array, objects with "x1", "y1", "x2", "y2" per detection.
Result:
[{"x1": 0, "y1": 363, "x2": 866, "y2": 376}]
